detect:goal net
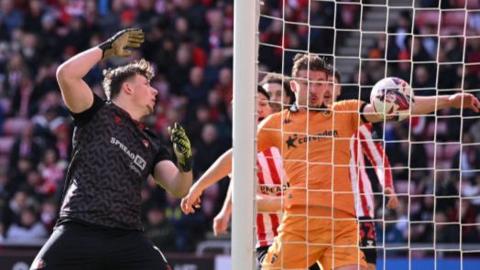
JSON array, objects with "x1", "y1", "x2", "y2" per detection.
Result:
[{"x1": 240, "y1": 0, "x2": 480, "y2": 269}]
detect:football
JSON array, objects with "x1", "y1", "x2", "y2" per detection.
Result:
[{"x1": 370, "y1": 77, "x2": 414, "y2": 121}]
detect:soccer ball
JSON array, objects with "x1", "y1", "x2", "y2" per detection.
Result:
[{"x1": 370, "y1": 77, "x2": 414, "y2": 121}]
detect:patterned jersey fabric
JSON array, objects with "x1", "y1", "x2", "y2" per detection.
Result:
[{"x1": 58, "y1": 94, "x2": 170, "y2": 230}]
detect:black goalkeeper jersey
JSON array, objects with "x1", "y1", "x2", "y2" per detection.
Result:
[{"x1": 58, "y1": 94, "x2": 170, "y2": 231}]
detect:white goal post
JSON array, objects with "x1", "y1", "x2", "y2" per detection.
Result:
[{"x1": 232, "y1": 0, "x2": 258, "y2": 269}]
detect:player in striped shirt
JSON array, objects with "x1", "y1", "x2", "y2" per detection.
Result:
[
  {"x1": 180, "y1": 85, "x2": 282, "y2": 262},
  {"x1": 330, "y1": 71, "x2": 398, "y2": 270}
]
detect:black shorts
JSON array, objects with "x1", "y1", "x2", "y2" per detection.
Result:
[
  {"x1": 358, "y1": 218, "x2": 377, "y2": 265},
  {"x1": 30, "y1": 222, "x2": 171, "y2": 270},
  {"x1": 256, "y1": 246, "x2": 321, "y2": 270}
]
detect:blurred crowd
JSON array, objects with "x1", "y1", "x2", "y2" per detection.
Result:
[
  {"x1": 0, "y1": 0, "x2": 479, "y2": 256},
  {"x1": 0, "y1": 0, "x2": 233, "y2": 252}
]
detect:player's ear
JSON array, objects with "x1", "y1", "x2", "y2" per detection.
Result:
[
  {"x1": 335, "y1": 84, "x2": 342, "y2": 97},
  {"x1": 290, "y1": 80, "x2": 298, "y2": 93},
  {"x1": 123, "y1": 82, "x2": 134, "y2": 95}
]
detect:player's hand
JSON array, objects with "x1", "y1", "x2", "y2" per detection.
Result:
[
  {"x1": 168, "y1": 122, "x2": 192, "y2": 172},
  {"x1": 98, "y1": 28, "x2": 144, "y2": 59},
  {"x1": 385, "y1": 187, "x2": 399, "y2": 209},
  {"x1": 180, "y1": 186, "x2": 202, "y2": 214},
  {"x1": 213, "y1": 210, "x2": 230, "y2": 236},
  {"x1": 448, "y1": 93, "x2": 480, "y2": 113}
]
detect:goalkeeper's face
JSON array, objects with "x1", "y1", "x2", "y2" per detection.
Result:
[
  {"x1": 128, "y1": 74, "x2": 158, "y2": 116},
  {"x1": 292, "y1": 70, "x2": 330, "y2": 109}
]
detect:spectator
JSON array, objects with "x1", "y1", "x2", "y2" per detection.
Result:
[
  {"x1": 39, "y1": 199, "x2": 57, "y2": 233},
  {"x1": 183, "y1": 66, "x2": 208, "y2": 107},
  {"x1": 193, "y1": 123, "x2": 228, "y2": 176},
  {"x1": 37, "y1": 147, "x2": 66, "y2": 193},
  {"x1": 5, "y1": 206, "x2": 47, "y2": 243},
  {"x1": 452, "y1": 133, "x2": 480, "y2": 182},
  {"x1": 435, "y1": 212, "x2": 459, "y2": 243},
  {"x1": 2, "y1": 189, "x2": 36, "y2": 233},
  {"x1": 164, "y1": 193, "x2": 206, "y2": 252},
  {"x1": 144, "y1": 204, "x2": 177, "y2": 252},
  {"x1": 0, "y1": 0, "x2": 24, "y2": 37}
]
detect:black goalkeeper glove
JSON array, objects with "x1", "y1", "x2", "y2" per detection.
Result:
[
  {"x1": 98, "y1": 28, "x2": 144, "y2": 60},
  {"x1": 168, "y1": 123, "x2": 192, "y2": 172}
]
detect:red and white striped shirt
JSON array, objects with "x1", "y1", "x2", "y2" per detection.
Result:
[
  {"x1": 349, "y1": 123, "x2": 393, "y2": 218},
  {"x1": 255, "y1": 147, "x2": 287, "y2": 248}
]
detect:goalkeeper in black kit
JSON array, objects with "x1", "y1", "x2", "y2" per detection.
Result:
[{"x1": 30, "y1": 28, "x2": 193, "y2": 270}]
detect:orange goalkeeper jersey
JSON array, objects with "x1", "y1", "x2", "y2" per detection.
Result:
[{"x1": 257, "y1": 100, "x2": 364, "y2": 216}]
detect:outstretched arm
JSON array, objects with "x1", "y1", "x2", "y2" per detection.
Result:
[
  {"x1": 411, "y1": 94, "x2": 480, "y2": 115},
  {"x1": 181, "y1": 149, "x2": 233, "y2": 214},
  {"x1": 363, "y1": 93, "x2": 480, "y2": 123},
  {"x1": 256, "y1": 194, "x2": 282, "y2": 212},
  {"x1": 56, "y1": 28, "x2": 144, "y2": 113}
]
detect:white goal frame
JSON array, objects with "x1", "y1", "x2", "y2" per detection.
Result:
[{"x1": 232, "y1": 0, "x2": 258, "y2": 269}]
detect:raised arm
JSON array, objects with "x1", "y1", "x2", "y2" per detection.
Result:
[
  {"x1": 180, "y1": 149, "x2": 233, "y2": 214},
  {"x1": 56, "y1": 48, "x2": 100, "y2": 113},
  {"x1": 56, "y1": 28, "x2": 144, "y2": 113}
]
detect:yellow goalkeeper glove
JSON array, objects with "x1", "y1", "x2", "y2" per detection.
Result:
[
  {"x1": 98, "y1": 28, "x2": 144, "y2": 60},
  {"x1": 168, "y1": 123, "x2": 193, "y2": 172}
]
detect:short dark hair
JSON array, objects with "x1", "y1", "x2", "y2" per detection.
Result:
[
  {"x1": 291, "y1": 53, "x2": 330, "y2": 78},
  {"x1": 260, "y1": 73, "x2": 295, "y2": 105},
  {"x1": 102, "y1": 59, "x2": 154, "y2": 100},
  {"x1": 332, "y1": 68, "x2": 341, "y2": 83},
  {"x1": 324, "y1": 63, "x2": 341, "y2": 83},
  {"x1": 257, "y1": 85, "x2": 270, "y2": 100}
]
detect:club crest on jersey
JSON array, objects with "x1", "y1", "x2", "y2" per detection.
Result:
[
  {"x1": 114, "y1": 115, "x2": 122, "y2": 125},
  {"x1": 142, "y1": 139, "x2": 150, "y2": 148},
  {"x1": 322, "y1": 110, "x2": 332, "y2": 116},
  {"x1": 270, "y1": 254, "x2": 278, "y2": 264}
]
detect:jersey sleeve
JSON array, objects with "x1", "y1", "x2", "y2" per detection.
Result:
[
  {"x1": 69, "y1": 93, "x2": 105, "y2": 126},
  {"x1": 154, "y1": 144, "x2": 171, "y2": 163},
  {"x1": 359, "y1": 124, "x2": 394, "y2": 190},
  {"x1": 150, "y1": 144, "x2": 172, "y2": 175},
  {"x1": 334, "y1": 99, "x2": 365, "y2": 131},
  {"x1": 381, "y1": 149, "x2": 393, "y2": 190}
]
